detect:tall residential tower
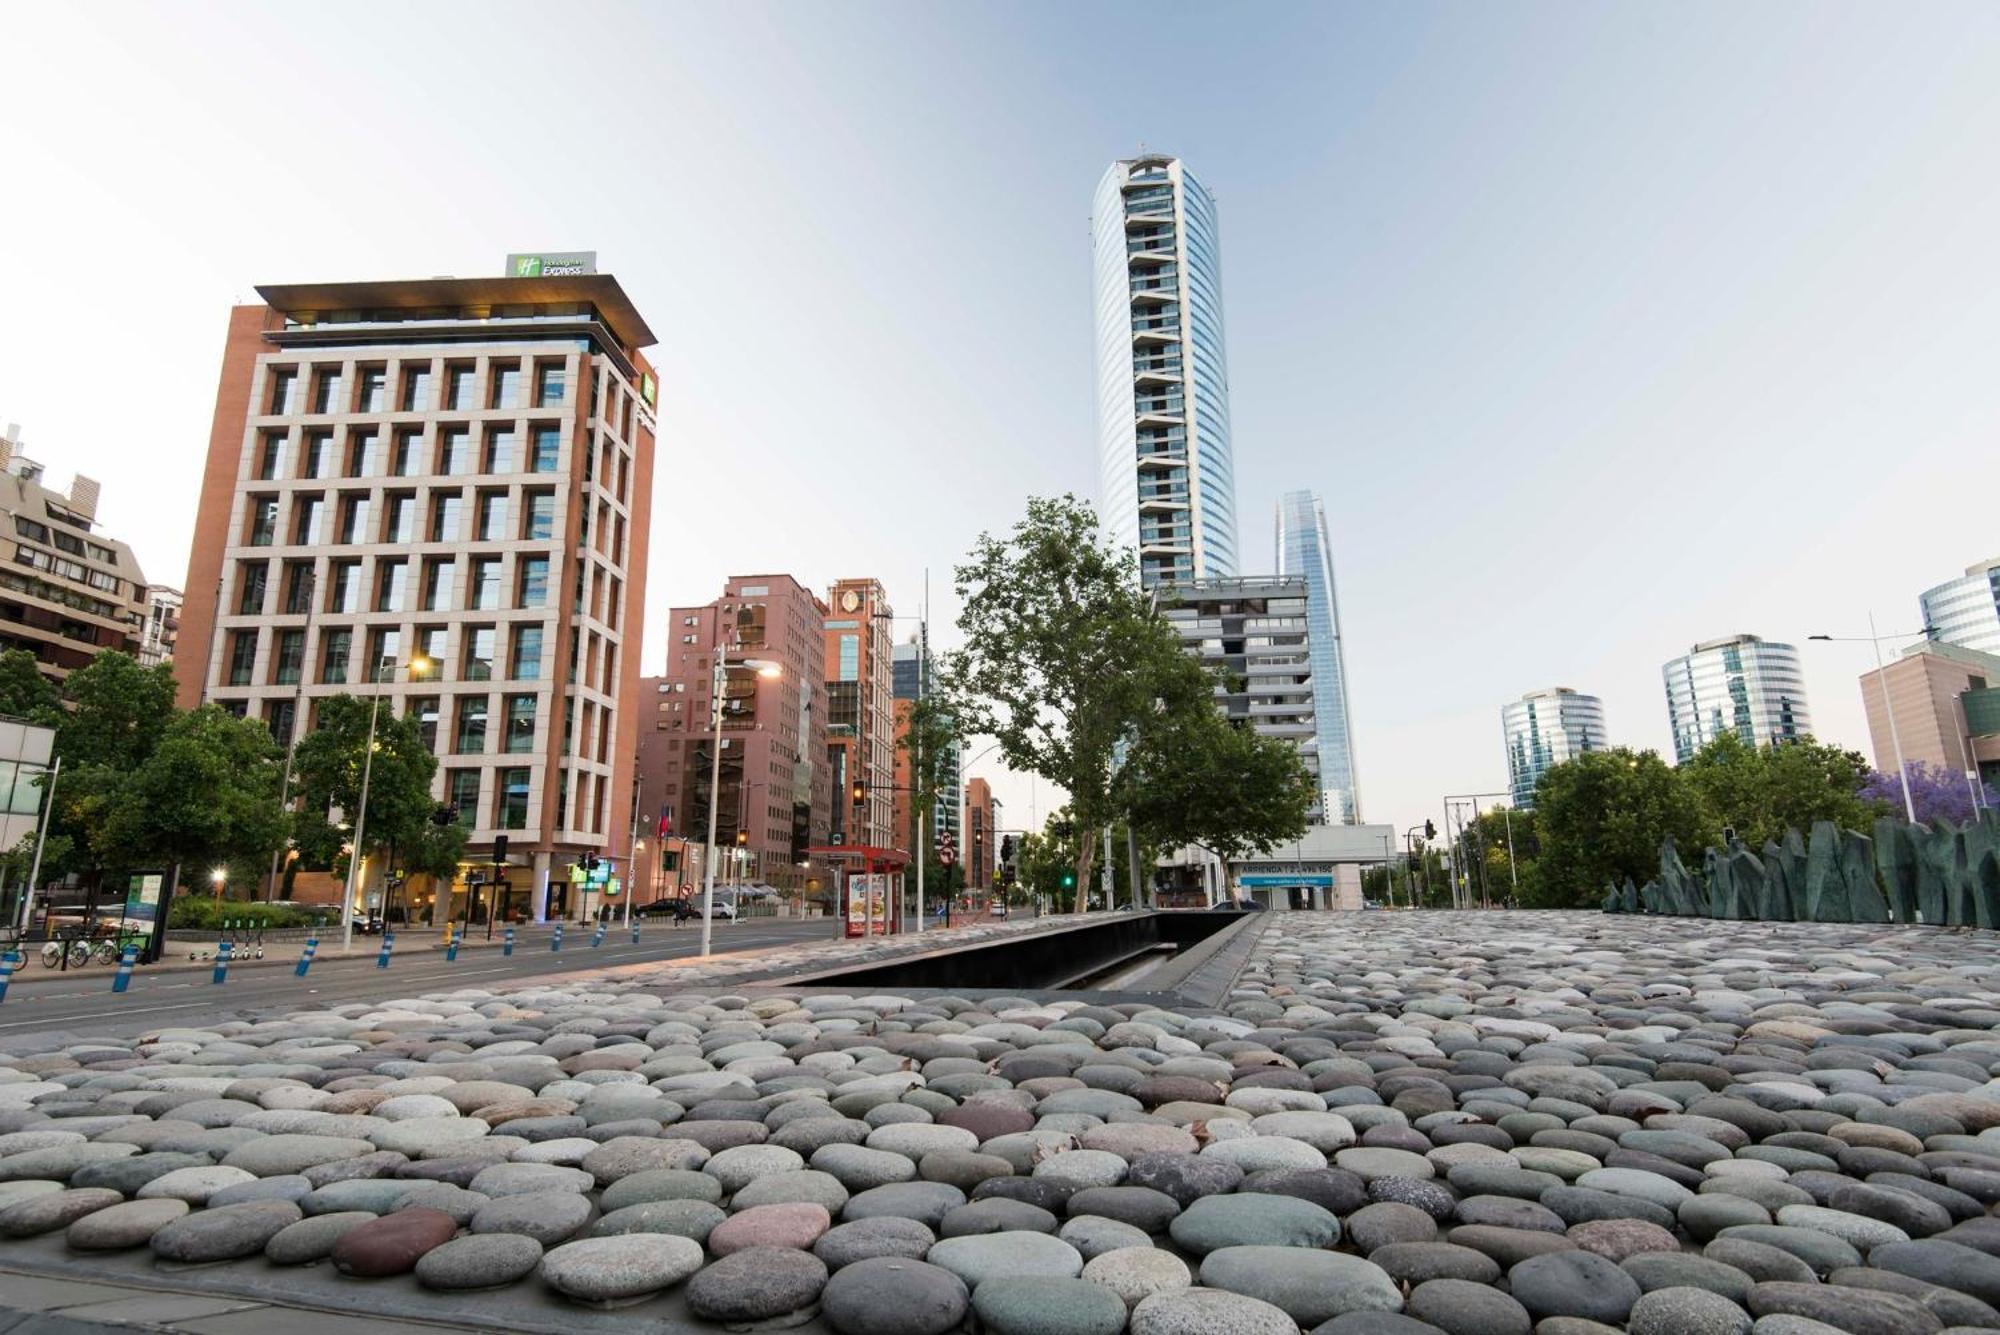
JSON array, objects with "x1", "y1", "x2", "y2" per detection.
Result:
[
  {"x1": 1275, "y1": 490, "x2": 1360, "y2": 823},
  {"x1": 1093, "y1": 155, "x2": 1238, "y2": 588}
]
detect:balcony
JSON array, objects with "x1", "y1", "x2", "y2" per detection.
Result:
[{"x1": 1127, "y1": 232, "x2": 1176, "y2": 255}]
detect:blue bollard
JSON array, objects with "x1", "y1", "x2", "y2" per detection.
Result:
[
  {"x1": 376, "y1": 931, "x2": 394, "y2": 969},
  {"x1": 111, "y1": 945, "x2": 137, "y2": 993},
  {"x1": 551, "y1": 922, "x2": 564, "y2": 952},
  {"x1": 212, "y1": 939, "x2": 232, "y2": 985},
  {"x1": 591, "y1": 922, "x2": 606, "y2": 948},
  {"x1": 0, "y1": 952, "x2": 17, "y2": 1004},
  {"x1": 631, "y1": 921, "x2": 640, "y2": 945},
  {"x1": 296, "y1": 935, "x2": 318, "y2": 977},
  {"x1": 445, "y1": 925, "x2": 459, "y2": 962},
  {"x1": 503, "y1": 926, "x2": 515, "y2": 957}
]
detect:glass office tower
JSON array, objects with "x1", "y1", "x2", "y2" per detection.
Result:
[
  {"x1": 1921, "y1": 558, "x2": 2000, "y2": 656},
  {"x1": 1662, "y1": 634, "x2": 1812, "y2": 763},
  {"x1": 1275, "y1": 490, "x2": 1360, "y2": 823},
  {"x1": 1093, "y1": 155, "x2": 1238, "y2": 589},
  {"x1": 1502, "y1": 688, "x2": 1608, "y2": 808}
]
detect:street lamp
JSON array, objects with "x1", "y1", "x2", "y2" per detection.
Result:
[
  {"x1": 1808, "y1": 615, "x2": 1933, "y2": 824},
  {"x1": 700, "y1": 648, "x2": 780, "y2": 958},
  {"x1": 210, "y1": 867, "x2": 227, "y2": 906},
  {"x1": 341, "y1": 653, "x2": 433, "y2": 953}
]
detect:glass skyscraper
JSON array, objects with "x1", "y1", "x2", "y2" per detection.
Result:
[
  {"x1": 1275, "y1": 490, "x2": 1360, "y2": 823},
  {"x1": 1502, "y1": 688, "x2": 1607, "y2": 807},
  {"x1": 1662, "y1": 634, "x2": 1812, "y2": 763},
  {"x1": 1921, "y1": 558, "x2": 2000, "y2": 656},
  {"x1": 1093, "y1": 155, "x2": 1238, "y2": 589}
]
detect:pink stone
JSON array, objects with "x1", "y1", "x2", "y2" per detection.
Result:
[{"x1": 707, "y1": 1202, "x2": 831, "y2": 1255}]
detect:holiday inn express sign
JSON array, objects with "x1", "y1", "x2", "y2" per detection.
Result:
[{"x1": 506, "y1": 251, "x2": 597, "y2": 277}]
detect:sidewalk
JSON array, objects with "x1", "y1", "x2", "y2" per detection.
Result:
[{"x1": 0, "y1": 1265, "x2": 465, "y2": 1335}]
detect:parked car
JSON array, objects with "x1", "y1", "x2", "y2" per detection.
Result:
[{"x1": 672, "y1": 895, "x2": 736, "y2": 921}]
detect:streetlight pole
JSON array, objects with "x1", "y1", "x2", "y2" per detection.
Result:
[
  {"x1": 1809, "y1": 617, "x2": 1925, "y2": 823},
  {"x1": 341, "y1": 654, "x2": 431, "y2": 955},
  {"x1": 623, "y1": 777, "x2": 642, "y2": 928},
  {"x1": 700, "y1": 641, "x2": 779, "y2": 958}
]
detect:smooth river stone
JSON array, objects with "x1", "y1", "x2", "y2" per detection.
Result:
[
  {"x1": 151, "y1": 1200, "x2": 304, "y2": 1262},
  {"x1": 468, "y1": 1189, "x2": 593, "y2": 1245},
  {"x1": 0, "y1": 1187, "x2": 124, "y2": 1237},
  {"x1": 685, "y1": 1245, "x2": 831, "y2": 1324},
  {"x1": 264, "y1": 1211, "x2": 378, "y2": 1265},
  {"x1": 1168, "y1": 1192, "x2": 1341, "y2": 1253},
  {"x1": 972, "y1": 1275, "x2": 1130, "y2": 1335},
  {"x1": 587, "y1": 1198, "x2": 725, "y2": 1243},
  {"x1": 709, "y1": 1201, "x2": 830, "y2": 1254},
  {"x1": 538, "y1": 1233, "x2": 705, "y2": 1306},
  {"x1": 65, "y1": 1198, "x2": 190, "y2": 1250},
  {"x1": 814, "y1": 1217, "x2": 938, "y2": 1269},
  {"x1": 414, "y1": 1233, "x2": 545, "y2": 1290},
  {"x1": 1082, "y1": 1244, "x2": 1194, "y2": 1306},
  {"x1": 819, "y1": 1256, "x2": 969, "y2": 1335},
  {"x1": 1130, "y1": 1288, "x2": 1300, "y2": 1335},
  {"x1": 330, "y1": 1205, "x2": 458, "y2": 1275},
  {"x1": 1199, "y1": 1245, "x2": 1404, "y2": 1326}
]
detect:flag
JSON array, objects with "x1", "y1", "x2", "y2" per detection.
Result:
[{"x1": 657, "y1": 805, "x2": 673, "y2": 837}]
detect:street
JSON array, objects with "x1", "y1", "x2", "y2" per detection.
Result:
[{"x1": 0, "y1": 917, "x2": 836, "y2": 1046}]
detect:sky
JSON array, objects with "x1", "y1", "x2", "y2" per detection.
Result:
[{"x1": 5, "y1": 1, "x2": 2000, "y2": 842}]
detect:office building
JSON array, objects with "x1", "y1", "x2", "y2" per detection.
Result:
[
  {"x1": 0, "y1": 424, "x2": 150, "y2": 682},
  {"x1": 175, "y1": 262, "x2": 657, "y2": 921},
  {"x1": 965, "y1": 776, "x2": 999, "y2": 890},
  {"x1": 1921, "y1": 559, "x2": 2000, "y2": 657},
  {"x1": 824, "y1": 579, "x2": 894, "y2": 850},
  {"x1": 1663, "y1": 634, "x2": 1812, "y2": 762},
  {"x1": 645, "y1": 575, "x2": 830, "y2": 895},
  {"x1": 1858, "y1": 638, "x2": 2000, "y2": 787},
  {"x1": 1502, "y1": 687, "x2": 1608, "y2": 807},
  {"x1": 138, "y1": 585, "x2": 182, "y2": 668},
  {"x1": 891, "y1": 639, "x2": 960, "y2": 858},
  {"x1": 1093, "y1": 155, "x2": 1239, "y2": 589},
  {"x1": 1274, "y1": 490, "x2": 1361, "y2": 823}
]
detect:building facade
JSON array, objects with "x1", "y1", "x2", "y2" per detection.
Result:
[
  {"x1": 1502, "y1": 687, "x2": 1608, "y2": 807},
  {"x1": 891, "y1": 639, "x2": 960, "y2": 861},
  {"x1": 1921, "y1": 559, "x2": 2000, "y2": 657},
  {"x1": 1093, "y1": 155, "x2": 1238, "y2": 589},
  {"x1": 174, "y1": 267, "x2": 657, "y2": 921},
  {"x1": 138, "y1": 585, "x2": 182, "y2": 668},
  {"x1": 1662, "y1": 634, "x2": 1812, "y2": 763},
  {"x1": 644, "y1": 575, "x2": 831, "y2": 895},
  {"x1": 1274, "y1": 490, "x2": 1360, "y2": 823},
  {"x1": 0, "y1": 426, "x2": 149, "y2": 683},
  {"x1": 1160, "y1": 575, "x2": 1320, "y2": 787},
  {"x1": 965, "y1": 776, "x2": 997, "y2": 890},
  {"x1": 1858, "y1": 638, "x2": 2000, "y2": 788},
  {"x1": 824, "y1": 579, "x2": 894, "y2": 851}
]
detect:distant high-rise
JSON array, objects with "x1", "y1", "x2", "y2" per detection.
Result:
[
  {"x1": 1093, "y1": 155, "x2": 1238, "y2": 589},
  {"x1": 1275, "y1": 490, "x2": 1360, "y2": 823},
  {"x1": 1502, "y1": 688, "x2": 1608, "y2": 807},
  {"x1": 1663, "y1": 634, "x2": 1812, "y2": 762},
  {"x1": 1921, "y1": 558, "x2": 2000, "y2": 656}
]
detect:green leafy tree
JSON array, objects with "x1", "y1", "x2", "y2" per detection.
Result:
[
  {"x1": 1453, "y1": 805, "x2": 1540, "y2": 906},
  {"x1": 1531, "y1": 748, "x2": 1710, "y2": 907},
  {"x1": 289, "y1": 695, "x2": 443, "y2": 865},
  {"x1": 1681, "y1": 732, "x2": 1874, "y2": 847},
  {"x1": 896, "y1": 694, "x2": 959, "y2": 901},
  {"x1": 97, "y1": 706, "x2": 288, "y2": 878},
  {"x1": 0, "y1": 649, "x2": 60, "y2": 724},
  {"x1": 56, "y1": 653, "x2": 177, "y2": 771}
]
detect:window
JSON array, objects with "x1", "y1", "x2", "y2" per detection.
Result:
[
  {"x1": 302, "y1": 432, "x2": 334, "y2": 479},
  {"x1": 469, "y1": 558, "x2": 501, "y2": 610},
  {"x1": 400, "y1": 365, "x2": 433, "y2": 412},
  {"x1": 311, "y1": 369, "x2": 343, "y2": 414},
  {"x1": 236, "y1": 562, "x2": 269, "y2": 615},
  {"x1": 327, "y1": 560, "x2": 360, "y2": 613},
  {"x1": 510, "y1": 624, "x2": 543, "y2": 679},
  {"x1": 464, "y1": 625, "x2": 496, "y2": 681},
  {"x1": 448, "y1": 769, "x2": 481, "y2": 825},
  {"x1": 292, "y1": 496, "x2": 325, "y2": 545},
  {"x1": 409, "y1": 695, "x2": 440, "y2": 750},
  {"x1": 347, "y1": 431, "x2": 380, "y2": 477},
  {"x1": 273, "y1": 629, "x2": 304, "y2": 685},
  {"x1": 477, "y1": 492, "x2": 508, "y2": 541},
  {"x1": 392, "y1": 429, "x2": 422, "y2": 476},
  {"x1": 337, "y1": 496, "x2": 369, "y2": 544},
  {"x1": 496, "y1": 767, "x2": 531, "y2": 830},
  {"x1": 267, "y1": 698, "x2": 297, "y2": 747},
  {"x1": 483, "y1": 428, "x2": 515, "y2": 474},
  {"x1": 523, "y1": 490, "x2": 556, "y2": 540},
  {"x1": 357, "y1": 368, "x2": 386, "y2": 413},
  {"x1": 517, "y1": 556, "x2": 549, "y2": 609},
  {"x1": 255, "y1": 432, "x2": 287, "y2": 481},
  {"x1": 374, "y1": 559, "x2": 408, "y2": 612},
  {"x1": 319, "y1": 628, "x2": 351, "y2": 684},
  {"x1": 438, "y1": 430, "x2": 472, "y2": 476},
  {"x1": 530, "y1": 426, "x2": 561, "y2": 473},
  {"x1": 430, "y1": 493, "x2": 463, "y2": 541},
  {"x1": 421, "y1": 559, "x2": 454, "y2": 611},
  {"x1": 536, "y1": 364, "x2": 566, "y2": 406},
  {"x1": 446, "y1": 364, "x2": 475, "y2": 411},
  {"x1": 383, "y1": 493, "x2": 416, "y2": 543},
  {"x1": 455, "y1": 695, "x2": 488, "y2": 753},
  {"x1": 282, "y1": 562, "x2": 313, "y2": 613},
  {"x1": 504, "y1": 695, "x2": 537, "y2": 753},
  {"x1": 267, "y1": 368, "x2": 299, "y2": 415},
  {"x1": 414, "y1": 625, "x2": 448, "y2": 670},
  {"x1": 838, "y1": 634, "x2": 859, "y2": 681},
  {"x1": 490, "y1": 363, "x2": 521, "y2": 409},
  {"x1": 368, "y1": 629, "x2": 402, "y2": 682},
  {"x1": 227, "y1": 630, "x2": 258, "y2": 686}
]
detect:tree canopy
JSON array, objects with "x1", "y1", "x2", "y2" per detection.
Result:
[
  {"x1": 289, "y1": 693, "x2": 444, "y2": 864},
  {"x1": 1531, "y1": 747, "x2": 1711, "y2": 907}
]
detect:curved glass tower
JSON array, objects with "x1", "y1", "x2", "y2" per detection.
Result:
[
  {"x1": 1502, "y1": 688, "x2": 1607, "y2": 808},
  {"x1": 1275, "y1": 490, "x2": 1360, "y2": 823},
  {"x1": 1662, "y1": 634, "x2": 1812, "y2": 763},
  {"x1": 1093, "y1": 155, "x2": 1238, "y2": 588},
  {"x1": 1921, "y1": 558, "x2": 2000, "y2": 656}
]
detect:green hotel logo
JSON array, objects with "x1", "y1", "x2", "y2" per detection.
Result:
[
  {"x1": 514, "y1": 256, "x2": 543, "y2": 278},
  {"x1": 505, "y1": 250, "x2": 596, "y2": 278}
]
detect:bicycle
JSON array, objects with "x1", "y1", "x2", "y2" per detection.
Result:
[
  {"x1": 40, "y1": 929, "x2": 90, "y2": 969},
  {"x1": 89, "y1": 926, "x2": 150, "y2": 966}
]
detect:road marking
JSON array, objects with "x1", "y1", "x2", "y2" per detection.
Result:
[{"x1": 0, "y1": 1001, "x2": 209, "y2": 1031}]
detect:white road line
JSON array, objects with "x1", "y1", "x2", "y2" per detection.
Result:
[{"x1": 0, "y1": 1000, "x2": 209, "y2": 1031}]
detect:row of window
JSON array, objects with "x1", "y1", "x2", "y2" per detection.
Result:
[
  {"x1": 254, "y1": 425, "x2": 565, "y2": 482},
  {"x1": 246, "y1": 488, "x2": 559, "y2": 548},
  {"x1": 14, "y1": 517, "x2": 120, "y2": 566},
  {"x1": 227, "y1": 621, "x2": 547, "y2": 688},
  {"x1": 267, "y1": 361, "x2": 567, "y2": 417},
  {"x1": 237, "y1": 550, "x2": 551, "y2": 616},
  {"x1": 13, "y1": 545, "x2": 128, "y2": 597}
]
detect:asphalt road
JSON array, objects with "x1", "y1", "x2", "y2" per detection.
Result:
[{"x1": 0, "y1": 918, "x2": 837, "y2": 1046}]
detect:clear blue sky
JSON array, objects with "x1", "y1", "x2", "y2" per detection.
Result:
[{"x1": 5, "y1": 2, "x2": 2000, "y2": 837}]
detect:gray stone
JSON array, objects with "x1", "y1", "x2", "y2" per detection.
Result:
[
  {"x1": 469, "y1": 1188, "x2": 593, "y2": 1244},
  {"x1": 1131, "y1": 1288, "x2": 1301, "y2": 1335},
  {"x1": 1199, "y1": 1245, "x2": 1404, "y2": 1326},
  {"x1": 264, "y1": 1210, "x2": 377, "y2": 1265},
  {"x1": 820, "y1": 1256, "x2": 968, "y2": 1335},
  {"x1": 926, "y1": 1229, "x2": 1083, "y2": 1285},
  {"x1": 814, "y1": 1217, "x2": 937, "y2": 1269},
  {"x1": 1169, "y1": 1191, "x2": 1340, "y2": 1253},
  {"x1": 588, "y1": 1197, "x2": 725, "y2": 1242},
  {"x1": 152, "y1": 1199, "x2": 304, "y2": 1262},
  {"x1": 1628, "y1": 1287, "x2": 1753, "y2": 1335},
  {"x1": 686, "y1": 1245, "x2": 830, "y2": 1324},
  {"x1": 1509, "y1": 1250, "x2": 1644, "y2": 1324},
  {"x1": 1404, "y1": 1277, "x2": 1532, "y2": 1335},
  {"x1": 414, "y1": 1232, "x2": 545, "y2": 1290},
  {"x1": 64, "y1": 1197, "x2": 189, "y2": 1250},
  {"x1": 599, "y1": 1167, "x2": 723, "y2": 1211},
  {"x1": 538, "y1": 1233, "x2": 705, "y2": 1305},
  {"x1": 0, "y1": 1187, "x2": 122, "y2": 1236},
  {"x1": 842, "y1": 1181, "x2": 965, "y2": 1228},
  {"x1": 973, "y1": 1275, "x2": 1129, "y2": 1335}
]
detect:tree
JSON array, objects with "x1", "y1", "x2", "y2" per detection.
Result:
[
  {"x1": 1860, "y1": 761, "x2": 1999, "y2": 826},
  {"x1": 942, "y1": 495, "x2": 1237, "y2": 908},
  {"x1": 1455, "y1": 806, "x2": 1540, "y2": 907},
  {"x1": 1681, "y1": 733, "x2": 1874, "y2": 847},
  {"x1": 56, "y1": 653, "x2": 177, "y2": 772},
  {"x1": 896, "y1": 694, "x2": 958, "y2": 903},
  {"x1": 97, "y1": 706, "x2": 288, "y2": 877},
  {"x1": 0, "y1": 650, "x2": 60, "y2": 725},
  {"x1": 289, "y1": 695, "x2": 442, "y2": 865},
  {"x1": 1531, "y1": 748, "x2": 1710, "y2": 907}
]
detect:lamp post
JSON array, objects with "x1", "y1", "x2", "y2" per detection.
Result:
[
  {"x1": 210, "y1": 867, "x2": 226, "y2": 906},
  {"x1": 700, "y1": 645, "x2": 780, "y2": 958},
  {"x1": 341, "y1": 653, "x2": 432, "y2": 954},
  {"x1": 1808, "y1": 615, "x2": 1932, "y2": 824}
]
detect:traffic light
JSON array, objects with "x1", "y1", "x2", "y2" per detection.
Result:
[
  {"x1": 999, "y1": 835, "x2": 1016, "y2": 864},
  {"x1": 1060, "y1": 871, "x2": 1076, "y2": 889},
  {"x1": 735, "y1": 829, "x2": 749, "y2": 847},
  {"x1": 850, "y1": 781, "x2": 867, "y2": 806},
  {"x1": 1424, "y1": 819, "x2": 1437, "y2": 840}
]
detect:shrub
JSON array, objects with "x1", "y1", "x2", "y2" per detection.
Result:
[{"x1": 167, "y1": 897, "x2": 331, "y2": 931}]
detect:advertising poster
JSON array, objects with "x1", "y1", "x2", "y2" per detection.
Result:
[
  {"x1": 844, "y1": 872, "x2": 868, "y2": 937},
  {"x1": 122, "y1": 873, "x2": 163, "y2": 931}
]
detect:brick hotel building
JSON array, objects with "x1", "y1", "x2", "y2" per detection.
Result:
[{"x1": 175, "y1": 267, "x2": 657, "y2": 922}]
